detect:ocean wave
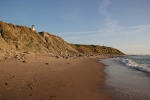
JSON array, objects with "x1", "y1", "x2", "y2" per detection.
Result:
[{"x1": 121, "y1": 58, "x2": 150, "y2": 73}]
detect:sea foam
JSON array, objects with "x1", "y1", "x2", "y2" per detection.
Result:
[
  {"x1": 102, "y1": 57, "x2": 150, "y2": 100},
  {"x1": 121, "y1": 58, "x2": 150, "y2": 73}
]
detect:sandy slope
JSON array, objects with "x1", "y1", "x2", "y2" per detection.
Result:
[{"x1": 0, "y1": 55, "x2": 117, "y2": 100}]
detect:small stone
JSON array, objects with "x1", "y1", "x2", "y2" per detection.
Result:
[
  {"x1": 45, "y1": 63, "x2": 49, "y2": 65},
  {"x1": 5, "y1": 83, "x2": 8, "y2": 85},
  {"x1": 41, "y1": 99, "x2": 46, "y2": 100},
  {"x1": 55, "y1": 56, "x2": 59, "y2": 59},
  {"x1": 28, "y1": 84, "x2": 33, "y2": 89},
  {"x1": 22, "y1": 60, "x2": 27, "y2": 63}
]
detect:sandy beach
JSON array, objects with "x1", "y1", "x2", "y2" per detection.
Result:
[{"x1": 0, "y1": 54, "x2": 117, "y2": 100}]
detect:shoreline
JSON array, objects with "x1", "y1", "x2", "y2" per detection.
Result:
[
  {"x1": 0, "y1": 55, "x2": 117, "y2": 100},
  {"x1": 102, "y1": 57, "x2": 150, "y2": 100}
]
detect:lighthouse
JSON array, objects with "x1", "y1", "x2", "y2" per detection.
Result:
[{"x1": 32, "y1": 25, "x2": 35, "y2": 31}]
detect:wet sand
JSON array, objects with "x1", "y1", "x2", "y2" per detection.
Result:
[{"x1": 0, "y1": 55, "x2": 116, "y2": 100}]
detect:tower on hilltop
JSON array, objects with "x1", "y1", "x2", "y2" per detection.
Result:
[{"x1": 32, "y1": 25, "x2": 35, "y2": 31}]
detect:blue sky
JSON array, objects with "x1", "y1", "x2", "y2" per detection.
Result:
[{"x1": 0, "y1": 0, "x2": 150, "y2": 54}]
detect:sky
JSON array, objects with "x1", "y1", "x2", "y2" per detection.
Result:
[{"x1": 0, "y1": 0, "x2": 150, "y2": 54}]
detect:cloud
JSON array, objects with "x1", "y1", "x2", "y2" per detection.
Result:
[
  {"x1": 98, "y1": 0, "x2": 110, "y2": 15},
  {"x1": 58, "y1": 0, "x2": 150, "y2": 40},
  {"x1": 120, "y1": 20, "x2": 150, "y2": 25},
  {"x1": 58, "y1": 0, "x2": 150, "y2": 46},
  {"x1": 119, "y1": 25, "x2": 150, "y2": 35},
  {"x1": 125, "y1": 45, "x2": 150, "y2": 48},
  {"x1": 97, "y1": 0, "x2": 150, "y2": 36},
  {"x1": 63, "y1": 34, "x2": 93, "y2": 42},
  {"x1": 58, "y1": 31, "x2": 99, "y2": 35},
  {"x1": 58, "y1": 0, "x2": 150, "y2": 54},
  {"x1": 97, "y1": 24, "x2": 150, "y2": 36},
  {"x1": 98, "y1": 0, "x2": 118, "y2": 29},
  {"x1": 59, "y1": 24, "x2": 150, "y2": 41}
]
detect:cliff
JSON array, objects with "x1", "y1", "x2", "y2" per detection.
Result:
[
  {"x1": 0, "y1": 21, "x2": 124, "y2": 59},
  {"x1": 70, "y1": 44, "x2": 124, "y2": 55}
]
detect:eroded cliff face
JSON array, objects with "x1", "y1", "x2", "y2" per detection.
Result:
[
  {"x1": 0, "y1": 21, "x2": 124, "y2": 59},
  {"x1": 0, "y1": 21, "x2": 77, "y2": 58}
]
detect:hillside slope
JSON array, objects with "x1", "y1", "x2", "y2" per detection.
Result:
[
  {"x1": 0, "y1": 21, "x2": 124, "y2": 59},
  {"x1": 70, "y1": 44, "x2": 124, "y2": 55},
  {"x1": 0, "y1": 21, "x2": 77, "y2": 58}
]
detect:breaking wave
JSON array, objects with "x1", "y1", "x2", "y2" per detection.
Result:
[{"x1": 121, "y1": 58, "x2": 150, "y2": 73}]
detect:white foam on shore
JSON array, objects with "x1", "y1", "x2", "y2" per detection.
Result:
[
  {"x1": 121, "y1": 58, "x2": 150, "y2": 73},
  {"x1": 101, "y1": 57, "x2": 150, "y2": 100}
]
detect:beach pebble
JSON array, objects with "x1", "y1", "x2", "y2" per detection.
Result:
[
  {"x1": 45, "y1": 63, "x2": 49, "y2": 65},
  {"x1": 50, "y1": 95, "x2": 56, "y2": 98},
  {"x1": 29, "y1": 93, "x2": 32, "y2": 96},
  {"x1": 55, "y1": 56, "x2": 59, "y2": 59},
  {"x1": 41, "y1": 98, "x2": 46, "y2": 100},
  {"x1": 28, "y1": 84, "x2": 33, "y2": 89},
  {"x1": 22, "y1": 60, "x2": 27, "y2": 63}
]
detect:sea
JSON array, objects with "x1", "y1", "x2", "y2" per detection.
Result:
[{"x1": 101, "y1": 55, "x2": 150, "y2": 100}]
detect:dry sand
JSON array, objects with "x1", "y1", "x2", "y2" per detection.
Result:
[{"x1": 0, "y1": 55, "x2": 117, "y2": 100}]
